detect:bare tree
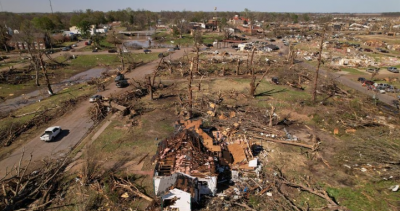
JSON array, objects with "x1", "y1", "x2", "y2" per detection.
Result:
[
  {"x1": 107, "y1": 30, "x2": 123, "y2": 47},
  {"x1": 37, "y1": 50, "x2": 54, "y2": 95},
  {"x1": 312, "y1": 27, "x2": 326, "y2": 103},
  {"x1": 16, "y1": 20, "x2": 41, "y2": 86},
  {"x1": 0, "y1": 24, "x2": 10, "y2": 52},
  {"x1": 146, "y1": 56, "x2": 164, "y2": 100},
  {"x1": 236, "y1": 58, "x2": 241, "y2": 76},
  {"x1": 188, "y1": 57, "x2": 194, "y2": 118}
]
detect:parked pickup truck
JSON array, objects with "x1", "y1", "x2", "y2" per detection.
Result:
[{"x1": 40, "y1": 126, "x2": 62, "y2": 142}]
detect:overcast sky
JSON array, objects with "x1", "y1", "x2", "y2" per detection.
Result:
[{"x1": 1, "y1": 0, "x2": 399, "y2": 13}]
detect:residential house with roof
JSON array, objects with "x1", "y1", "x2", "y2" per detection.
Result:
[{"x1": 10, "y1": 33, "x2": 51, "y2": 50}]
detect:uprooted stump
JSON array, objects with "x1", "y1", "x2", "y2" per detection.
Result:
[{"x1": 89, "y1": 101, "x2": 108, "y2": 123}]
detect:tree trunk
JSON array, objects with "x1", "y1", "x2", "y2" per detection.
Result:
[
  {"x1": 119, "y1": 48, "x2": 125, "y2": 71},
  {"x1": 312, "y1": 28, "x2": 326, "y2": 103},
  {"x1": 250, "y1": 47, "x2": 256, "y2": 74},
  {"x1": 27, "y1": 47, "x2": 40, "y2": 86},
  {"x1": 148, "y1": 76, "x2": 153, "y2": 100},
  {"x1": 250, "y1": 79, "x2": 256, "y2": 96},
  {"x1": 249, "y1": 47, "x2": 257, "y2": 96},
  {"x1": 196, "y1": 46, "x2": 199, "y2": 73},
  {"x1": 188, "y1": 58, "x2": 194, "y2": 118},
  {"x1": 38, "y1": 51, "x2": 54, "y2": 95},
  {"x1": 153, "y1": 57, "x2": 164, "y2": 86},
  {"x1": 236, "y1": 59, "x2": 240, "y2": 76},
  {"x1": 246, "y1": 51, "x2": 250, "y2": 74},
  {"x1": 269, "y1": 105, "x2": 275, "y2": 127}
]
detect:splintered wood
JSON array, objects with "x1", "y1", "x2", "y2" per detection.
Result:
[
  {"x1": 227, "y1": 143, "x2": 247, "y2": 164},
  {"x1": 179, "y1": 119, "x2": 221, "y2": 152},
  {"x1": 154, "y1": 129, "x2": 216, "y2": 177}
]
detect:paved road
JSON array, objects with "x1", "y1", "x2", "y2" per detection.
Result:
[
  {"x1": 300, "y1": 61, "x2": 398, "y2": 107},
  {"x1": 0, "y1": 48, "x2": 189, "y2": 177}
]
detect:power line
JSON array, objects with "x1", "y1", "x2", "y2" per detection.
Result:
[{"x1": 49, "y1": 0, "x2": 53, "y2": 14}]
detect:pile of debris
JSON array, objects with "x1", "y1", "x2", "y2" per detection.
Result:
[{"x1": 152, "y1": 119, "x2": 265, "y2": 211}]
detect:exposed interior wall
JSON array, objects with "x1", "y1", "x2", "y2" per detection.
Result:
[
  {"x1": 154, "y1": 173, "x2": 178, "y2": 196},
  {"x1": 162, "y1": 189, "x2": 192, "y2": 211},
  {"x1": 197, "y1": 176, "x2": 217, "y2": 196}
]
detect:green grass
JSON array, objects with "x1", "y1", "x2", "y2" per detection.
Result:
[
  {"x1": 0, "y1": 82, "x2": 36, "y2": 99},
  {"x1": 15, "y1": 84, "x2": 96, "y2": 115},
  {"x1": 327, "y1": 181, "x2": 400, "y2": 211},
  {"x1": 124, "y1": 52, "x2": 160, "y2": 63},
  {"x1": 341, "y1": 67, "x2": 367, "y2": 75},
  {"x1": 1, "y1": 52, "x2": 160, "y2": 100},
  {"x1": 202, "y1": 34, "x2": 224, "y2": 44},
  {"x1": 356, "y1": 35, "x2": 400, "y2": 45},
  {"x1": 203, "y1": 78, "x2": 311, "y2": 110},
  {"x1": 59, "y1": 42, "x2": 76, "y2": 47},
  {"x1": 1, "y1": 84, "x2": 96, "y2": 131},
  {"x1": 62, "y1": 53, "x2": 159, "y2": 69},
  {"x1": 99, "y1": 38, "x2": 115, "y2": 48},
  {"x1": 67, "y1": 54, "x2": 120, "y2": 68},
  {"x1": 89, "y1": 107, "x2": 174, "y2": 171},
  {"x1": 92, "y1": 121, "x2": 128, "y2": 153},
  {"x1": 0, "y1": 61, "x2": 24, "y2": 68}
]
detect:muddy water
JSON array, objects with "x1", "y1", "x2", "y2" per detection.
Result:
[{"x1": 0, "y1": 67, "x2": 109, "y2": 113}]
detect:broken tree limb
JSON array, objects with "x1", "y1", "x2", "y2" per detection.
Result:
[
  {"x1": 280, "y1": 180, "x2": 344, "y2": 210},
  {"x1": 102, "y1": 101, "x2": 126, "y2": 112},
  {"x1": 258, "y1": 184, "x2": 272, "y2": 196},
  {"x1": 233, "y1": 202, "x2": 257, "y2": 211},
  {"x1": 253, "y1": 136, "x2": 315, "y2": 150},
  {"x1": 13, "y1": 106, "x2": 59, "y2": 118},
  {"x1": 137, "y1": 153, "x2": 149, "y2": 165},
  {"x1": 115, "y1": 179, "x2": 154, "y2": 202}
]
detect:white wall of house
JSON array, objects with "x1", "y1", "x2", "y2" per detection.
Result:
[
  {"x1": 197, "y1": 176, "x2": 217, "y2": 196},
  {"x1": 162, "y1": 189, "x2": 191, "y2": 211},
  {"x1": 154, "y1": 173, "x2": 179, "y2": 196}
]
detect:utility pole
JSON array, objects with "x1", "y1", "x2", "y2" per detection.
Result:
[{"x1": 49, "y1": 0, "x2": 54, "y2": 14}]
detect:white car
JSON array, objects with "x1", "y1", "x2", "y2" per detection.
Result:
[{"x1": 40, "y1": 126, "x2": 62, "y2": 142}]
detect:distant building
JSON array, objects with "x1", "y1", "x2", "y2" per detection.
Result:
[
  {"x1": 69, "y1": 25, "x2": 109, "y2": 36},
  {"x1": 10, "y1": 33, "x2": 51, "y2": 50},
  {"x1": 229, "y1": 15, "x2": 249, "y2": 25}
]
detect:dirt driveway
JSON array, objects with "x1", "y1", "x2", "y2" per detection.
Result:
[{"x1": 0, "y1": 48, "x2": 189, "y2": 177}]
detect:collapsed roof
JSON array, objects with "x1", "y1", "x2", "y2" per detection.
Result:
[{"x1": 154, "y1": 129, "x2": 216, "y2": 177}]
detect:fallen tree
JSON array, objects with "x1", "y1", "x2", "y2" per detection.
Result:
[{"x1": 0, "y1": 150, "x2": 71, "y2": 211}]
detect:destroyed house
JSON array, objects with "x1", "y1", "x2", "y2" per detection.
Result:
[
  {"x1": 153, "y1": 129, "x2": 216, "y2": 177},
  {"x1": 153, "y1": 120, "x2": 262, "y2": 210},
  {"x1": 153, "y1": 129, "x2": 218, "y2": 210}
]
